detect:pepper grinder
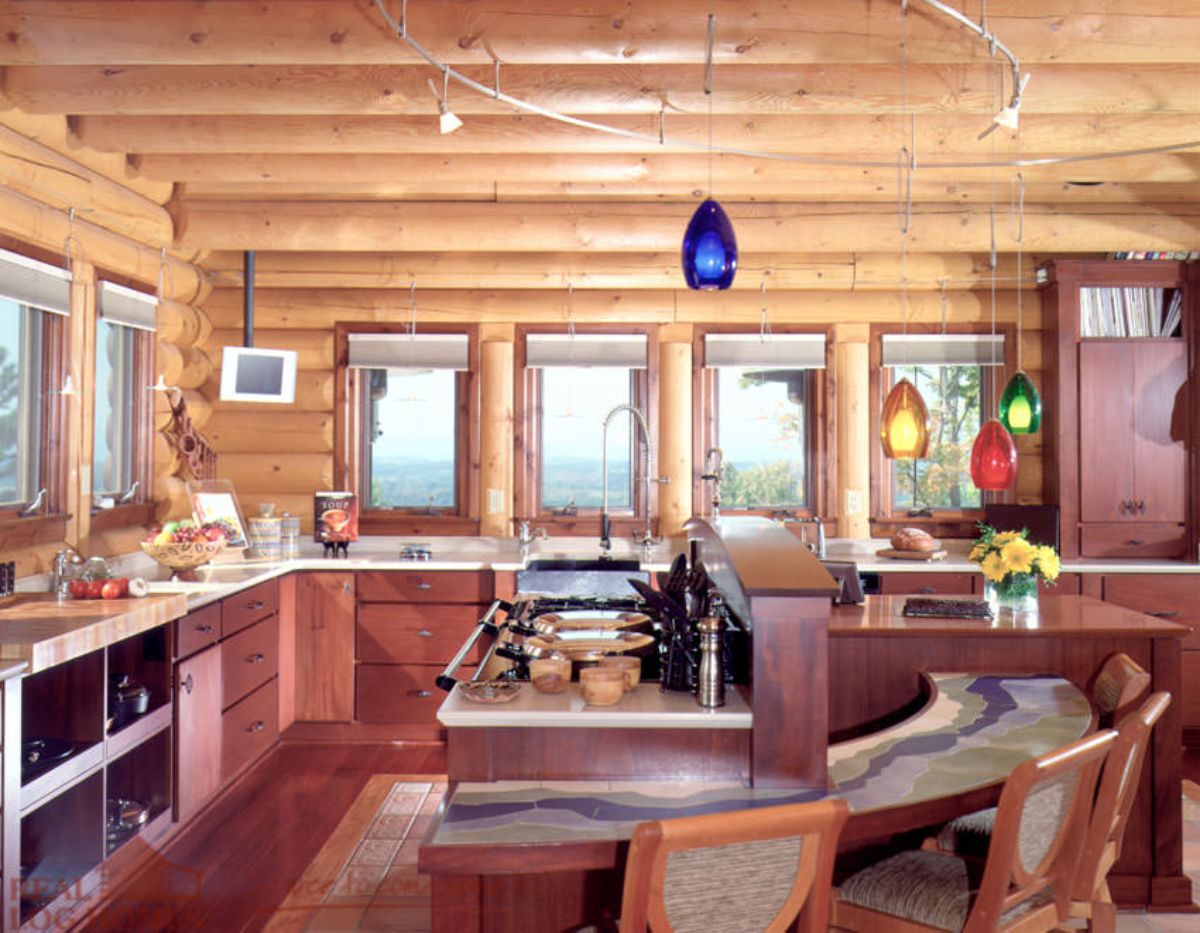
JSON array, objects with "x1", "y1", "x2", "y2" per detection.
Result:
[{"x1": 696, "y1": 613, "x2": 725, "y2": 708}]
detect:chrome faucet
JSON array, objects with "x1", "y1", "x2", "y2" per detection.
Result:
[
  {"x1": 700, "y1": 447, "x2": 724, "y2": 519},
  {"x1": 600, "y1": 404, "x2": 667, "y2": 555},
  {"x1": 50, "y1": 546, "x2": 83, "y2": 597},
  {"x1": 770, "y1": 511, "x2": 827, "y2": 560},
  {"x1": 517, "y1": 520, "x2": 547, "y2": 547}
]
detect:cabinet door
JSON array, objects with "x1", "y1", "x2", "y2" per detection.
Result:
[
  {"x1": 1079, "y1": 342, "x2": 1135, "y2": 522},
  {"x1": 878, "y1": 572, "x2": 976, "y2": 595},
  {"x1": 294, "y1": 572, "x2": 356, "y2": 722},
  {"x1": 175, "y1": 645, "x2": 222, "y2": 824},
  {"x1": 1132, "y1": 341, "x2": 1188, "y2": 522}
]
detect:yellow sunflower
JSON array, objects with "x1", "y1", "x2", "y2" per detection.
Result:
[
  {"x1": 968, "y1": 543, "x2": 988, "y2": 563},
  {"x1": 1034, "y1": 546, "x2": 1061, "y2": 581},
  {"x1": 991, "y1": 530, "x2": 1021, "y2": 546},
  {"x1": 1000, "y1": 538, "x2": 1035, "y2": 574},
  {"x1": 980, "y1": 551, "x2": 1008, "y2": 583}
]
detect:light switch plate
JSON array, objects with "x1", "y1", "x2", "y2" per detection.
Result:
[
  {"x1": 487, "y1": 487, "x2": 505, "y2": 514},
  {"x1": 845, "y1": 489, "x2": 863, "y2": 515}
]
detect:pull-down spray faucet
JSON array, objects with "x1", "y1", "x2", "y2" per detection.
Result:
[{"x1": 599, "y1": 404, "x2": 666, "y2": 555}]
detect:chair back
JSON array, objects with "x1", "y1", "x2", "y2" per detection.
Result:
[
  {"x1": 619, "y1": 797, "x2": 849, "y2": 933},
  {"x1": 1070, "y1": 691, "x2": 1171, "y2": 904},
  {"x1": 1089, "y1": 652, "x2": 1151, "y2": 727},
  {"x1": 965, "y1": 729, "x2": 1116, "y2": 932}
]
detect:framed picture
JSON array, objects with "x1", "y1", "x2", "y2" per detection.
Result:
[{"x1": 188, "y1": 479, "x2": 249, "y2": 548}]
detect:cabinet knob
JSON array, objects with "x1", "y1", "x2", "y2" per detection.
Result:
[
  {"x1": 416, "y1": 629, "x2": 434, "y2": 638},
  {"x1": 1136, "y1": 499, "x2": 1146, "y2": 513},
  {"x1": 182, "y1": 673, "x2": 194, "y2": 695},
  {"x1": 1127, "y1": 539, "x2": 1145, "y2": 546},
  {"x1": 246, "y1": 720, "x2": 265, "y2": 733},
  {"x1": 1146, "y1": 610, "x2": 1179, "y2": 618},
  {"x1": 1118, "y1": 500, "x2": 1129, "y2": 514},
  {"x1": 342, "y1": 581, "x2": 351, "y2": 595},
  {"x1": 416, "y1": 581, "x2": 432, "y2": 590},
  {"x1": 247, "y1": 653, "x2": 266, "y2": 664},
  {"x1": 195, "y1": 624, "x2": 213, "y2": 633},
  {"x1": 407, "y1": 689, "x2": 433, "y2": 699},
  {"x1": 250, "y1": 600, "x2": 265, "y2": 609}
]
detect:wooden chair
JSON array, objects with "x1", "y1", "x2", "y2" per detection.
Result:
[
  {"x1": 618, "y1": 797, "x2": 849, "y2": 932},
  {"x1": 934, "y1": 653, "x2": 1151, "y2": 857},
  {"x1": 1067, "y1": 691, "x2": 1171, "y2": 933},
  {"x1": 832, "y1": 729, "x2": 1116, "y2": 933}
]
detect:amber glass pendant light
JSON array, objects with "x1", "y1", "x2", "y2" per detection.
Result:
[
  {"x1": 681, "y1": 14, "x2": 737, "y2": 291},
  {"x1": 970, "y1": 418, "x2": 1018, "y2": 490},
  {"x1": 999, "y1": 369, "x2": 1041, "y2": 434},
  {"x1": 881, "y1": 377, "x2": 930, "y2": 459}
]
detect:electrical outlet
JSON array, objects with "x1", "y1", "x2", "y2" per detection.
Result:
[
  {"x1": 487, "y1": 487, "x2": 505, "y2": 515},
  {"x1": 845, "y1": 489, "x2": 863, "y2": 515}
]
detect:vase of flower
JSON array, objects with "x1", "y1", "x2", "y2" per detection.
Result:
[{"x1": 969, "y1": 524, "x2": 1060, "y2": 619}]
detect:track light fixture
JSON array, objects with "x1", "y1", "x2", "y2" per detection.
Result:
[{"x1": 427, "y1": 71, "x2": 462, "y2": 135}]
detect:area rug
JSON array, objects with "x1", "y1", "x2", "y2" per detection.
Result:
[{"x1": 263, "y1": 774, "x2": 446, "y2": 933}]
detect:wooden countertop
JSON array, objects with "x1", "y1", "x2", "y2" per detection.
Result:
[
  {"x1": 830, "y1": 594, "x2": 1191, "y2": 637},
  {"x1": 0, "y1": 593, "x2": 188, "y2": 673}
]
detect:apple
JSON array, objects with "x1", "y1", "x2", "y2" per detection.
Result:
[
  {"x1": 100, "y1": 580, "x2": 123, "y2": 600},
  {"x1": 153, "y1": 530, "x2": 173, "y2": 545},
  {"x1": 86, "y1": 580, "x2": 106, "y2": 599},
  {"x1": 68, "y1": 579, "x2": 89, "y2": 599}
]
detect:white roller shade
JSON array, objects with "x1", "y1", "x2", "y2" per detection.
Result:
[
  {"x1": 526, "y1": 333, "x2": 647, "y2": 368},
  {"x1": 882, "y1": 334, "x2": 1005, "y2": 367},
  {"x1": 0, "y1": 248, "x2": 71, "y2": 316},
  {"x1": 704, "y1": 333, "x2": 826, "y2": 369},
  {"x1": 98, "y1": 281, "x2": 157, "y2": 331},
  {"x1": 347, "y1": 332, "x2": 469, "y2": 370}
]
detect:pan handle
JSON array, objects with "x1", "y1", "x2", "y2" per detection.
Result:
[{"x1": 435, "y1": 599, "x2": 511, "y2": 691}]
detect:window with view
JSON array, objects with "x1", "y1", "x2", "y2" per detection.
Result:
[
  {"x1": 93, "y1": 318, "x2": 138, "y2": 496},
  {"x1": 361, "y1": 368, "x2": 458, "y2": 509},
  {"x1": 0, "y1": 298, "x2": 47, "y2": 508}
]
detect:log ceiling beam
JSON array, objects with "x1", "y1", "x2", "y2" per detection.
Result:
[
  {"x1": 173, "y1": 200, "x2": 1200, "y2": 254},
  {"x1": 1, "y1": 1, "x2": 1197, "y2": 66},
  {"x1": 7, "y1": 63, "x2": 1199, "y2": 116}
]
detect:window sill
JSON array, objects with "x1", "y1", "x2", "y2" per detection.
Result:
[
  {"x1": 359, "y1": 512, "x2": 479, "y2": 536},
  {"x1": 870, "y1": 514, "x2": 983, "y2": 540},
  {"x1": 90, "y1": 503, "x2": 155, "y2": 533},
  {"x1": 0, "y1": 513, "x2": 69, "y2": 550}
]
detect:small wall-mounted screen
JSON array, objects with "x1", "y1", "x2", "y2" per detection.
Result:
[{"x1": 219, "y1": 346, "x2": 297, "y2": 403}]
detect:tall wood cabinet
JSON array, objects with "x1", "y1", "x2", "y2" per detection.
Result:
[{"x1": 1041, "y1": 260, "x2": 1197, "y2": 561}]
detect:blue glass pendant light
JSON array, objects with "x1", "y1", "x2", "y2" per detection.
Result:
[{"x1": 682, "y1": 199, "x2": 738, "y2": 290}]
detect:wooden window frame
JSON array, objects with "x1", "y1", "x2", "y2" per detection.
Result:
[
  {"x1": 690, "y1": 324, "x2": 835, "y2": 522},
  {"x1": 333, "y1": 322, "x2": 480, "y2": 535},
  {"x1": 868, "y1": 321, "x2": 1018, "y2": 539},
  {"x1": 514, "y1": 324, "x2": 659, "y2": 537}
]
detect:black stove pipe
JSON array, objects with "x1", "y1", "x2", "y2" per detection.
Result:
[{"x1": 243, "y1": 249, "x2": 255, "y2": 347}]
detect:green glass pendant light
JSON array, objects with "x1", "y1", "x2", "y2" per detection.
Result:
[{"x1": 999, "y1": 370, "x2": 1042, "y2": 434}]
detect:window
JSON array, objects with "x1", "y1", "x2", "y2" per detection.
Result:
[
  {"x1": 874, "y1": 328, "x2": 1010, "y2": 525},
  {"x1": 696, "y1": 329, "x2": 828, "y2": 516},
  {"x1": 517, "y1": 329, "x2": 654, "y2": 527},
  {"x1": 337, "y1": 326, "x2": 477, "y2": 531}
]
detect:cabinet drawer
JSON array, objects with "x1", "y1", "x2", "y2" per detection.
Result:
[
  {"x1": 879, "y1": 572, "x2": 976, "y2": 595},
  {"x1": 222, "y1": 678, "x2": 279, "y2": 781},
  {"x1": 1080, "y1": 524, "x2": 1187, "y2": 560},
  {"x1": 176, "y1": 603, "x2": 220, "y2": 659},
  {"x1": 356, "y1": 663, "x2": 445, "y2": 725},
  {"x1": 357, "y1": 571, "x2": 491, "y2": 604},
  {"x1": 221, "y1": 579, "x2": 280, "y2": 637},
  {"x1": 222, "y1": 616, "x2": 279, "y2": 710},
  {"x1": 357, "y1": 603, "x2": 483, "y2": 663},
  {"x1": 1102, "y1": 574, "x2": 1200, "y2": 648}
]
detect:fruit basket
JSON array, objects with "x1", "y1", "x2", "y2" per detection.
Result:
[{"x1": 140, "y1": 539, "x2": 226, "y2": 572}]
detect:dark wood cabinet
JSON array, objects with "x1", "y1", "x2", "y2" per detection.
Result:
[
  {"x1": 174, "y1": 644, "x2": 222, "y2": 824},
  {"x1": 293, "y1": 572, "x2": 355, "y2": 722},
  {"x1": 877, "y1": 572, "x2": 976, "y2": 595}
]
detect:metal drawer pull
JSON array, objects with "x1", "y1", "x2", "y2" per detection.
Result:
[
  {"x1": 918, "y1": 586, "x2": 935, "y2": 594},
  {"x1": 195, "y1": 624, "x2": 213, "y2": 633},
  {"x1": 1118, "y1": 500, "x2": 1129, "y2": 514},
  {"x1": 407, "y1": 689, "x2": 433, "y2": 699},
  {"x1": 247, "y1": 653, "x2": 266, "y2": 664},
  {"x1": 1146, "y1": 610, "x2": 1179, "y2": 618},
  {"x1": 182, "y1": 673, "x2": 194, "y2": 694},
  {"x1": 1136, "y1": 499, "x2": 1146, "y2": 513},
  {"x1": 249, "y1": 600, "x2": 265, "y2": 609},
  {"x1": 1127, "y1": 539, "x2": 1144, "y2": 546},
  {"x1": 416, "y1": 582, "x2": 432, "y2": 590},
  {"x1": 246, "y1": 720, "x2": 266, "y2": 733},
  {"x1": 416, "y1": 629, "x2": 434, "y2": 638}
]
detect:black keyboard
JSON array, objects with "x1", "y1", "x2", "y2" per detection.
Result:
[{"x1": 902, "y1": 598, "x2": 993, "y2": 620}]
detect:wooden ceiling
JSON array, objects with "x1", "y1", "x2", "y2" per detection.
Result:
[{"x1": 1, "y1": 0, "x2": 1198, "y2": 292}]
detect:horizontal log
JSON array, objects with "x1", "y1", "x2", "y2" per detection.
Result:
[
  {"x1": 175, "y1": 200, "x2": 1200, "y2": 254},
  {"x1": 10, "y1": 62, "x2": 1200, "y2": 116},
  {"x1": 200, "y1": 250, "x2": 1046, "y2": 292},
  {"x1": 73, "y1": 112, "x2": 1200, "y2": 155},
  {"x1": 156, "y1": 341, "x2": 184, "y2": 390},
  {"x1": 217, "y1": 453, "x2": 333, "y2": 496},
  {"x1": 3, "y1": 2, "x2": 1197, "y2": 66},
  {"x1": 175, "y1": 345, "x2": 213, "y2": 389},
  {"x1": 200, "y1": 286, "x2": 1044, "y2": 329},
  {"x1": 204, "y1": 411, "x2": 334, "y2": 454},
  {"x1": 0, "y1": 123, "x2": 175, "y2": 246},
  {"x1": 140, "y1": 151, "x2": 1200, "y2": 187},
  {"x1": 157, "y1": 299, "x2": 202, "y2": 346},
  {"x1": 202, "y1": 329, "x2": 334, "y2": 370},
  {"x1": 0, "y1": 185, "x2": 208, "y2": 302},
  {"x1": 202, "y1": 373, "x2": 333, "y2": 412}
]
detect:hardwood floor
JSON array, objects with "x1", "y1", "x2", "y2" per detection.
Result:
[{"x1": 82, "y1": 741, "x2": 447, "y2": 933}]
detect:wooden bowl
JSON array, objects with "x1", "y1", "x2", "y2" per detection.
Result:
[
  {"x1": 140, "y1": 539, "x2": 226, "y2": 571},
  {"x1": 599, "y1": 656, "x2": 641, "y2": 692},
  {"x1": 579, "y1": 667, "x2": 625, "y2": 707},
  {"x1": 530, "y1": 657, "x2": 571, "y2": 694}
]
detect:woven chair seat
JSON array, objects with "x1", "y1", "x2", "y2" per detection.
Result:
[{"x1": 936, "y1": 807, "x2": 997, "y2": 859}]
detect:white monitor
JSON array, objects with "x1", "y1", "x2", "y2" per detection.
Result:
[{"x1": 219, "y1": 346, "x2": 297, "y2": 404}]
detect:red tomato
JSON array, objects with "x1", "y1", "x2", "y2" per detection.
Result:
[
  {"x1": 100, "y1": 580, "x2": 123, "y2": 600},
  {"x1": 87, "y1": 580, "x2": 106, "y2": 599},
  {"x1": 68, "y1": 579, "x2": 89, "y2": 599},
  {"x1": 113, "y1": 577, "x2": 129, "y2": 597}
]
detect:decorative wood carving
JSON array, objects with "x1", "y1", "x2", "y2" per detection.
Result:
[{"x1": 161, "y1": 389, "x2": 217, "y2": 481}]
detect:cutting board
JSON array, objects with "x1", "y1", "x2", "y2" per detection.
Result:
[{"x1": 876, "y1": 547, "x2": 949, "y2": 562}]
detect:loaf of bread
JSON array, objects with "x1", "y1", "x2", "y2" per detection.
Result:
[{"x1": 890, "y1": 527, "x2": 938, "y2": 552}]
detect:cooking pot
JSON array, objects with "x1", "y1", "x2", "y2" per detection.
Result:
[{"x1": 109, "y1": 674, "x2": 150, "y2": 728}]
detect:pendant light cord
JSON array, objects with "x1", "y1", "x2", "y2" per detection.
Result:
[
  {"x1": 705, "y1": 12, "x2": 715, "y2": 199},
  {"x1": 1010, "y1": 172, "x2": 1025, "y2": 372}
]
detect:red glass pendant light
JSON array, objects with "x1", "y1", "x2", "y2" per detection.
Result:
[
  {"x1": 880, "y1": 378, "x2": 930, "y2": 459},
  {"x1": 970, "y1": 418, "x2": 1018, "y2": 490}
]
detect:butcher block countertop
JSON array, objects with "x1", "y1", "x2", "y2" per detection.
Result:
[{"x1": 0, "y1": 592, "x2": 188, "y2": 673}]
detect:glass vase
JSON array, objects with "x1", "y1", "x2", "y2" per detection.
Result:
[{"x1": 984, "y1": 574, "x2": 1039, "y2": 618}]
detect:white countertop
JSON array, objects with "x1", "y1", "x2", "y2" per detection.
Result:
[{"x1": 438, "y1": 682, "x2": 752, "y2": 729}]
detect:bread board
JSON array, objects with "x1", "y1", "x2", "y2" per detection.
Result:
[{"x1": 876, "y1": 547, "x2": 949, "y2": 562}]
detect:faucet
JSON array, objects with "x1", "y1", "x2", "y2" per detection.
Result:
[
  {"x1": 769, "y1": 511, "x2": 827, "y2": 560},
  {"x1": 517, "y1": 520, "x2": 547, "y2": 547},
  {"x1": 600, "y1": 404, "x2": 667, "y2": 555},
  {"x1": 700, "y1": 447, "x2": 724, "y2": 519},
  {"x1": 50, "y1": 546, "x2": 83, "y2": 597}
]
